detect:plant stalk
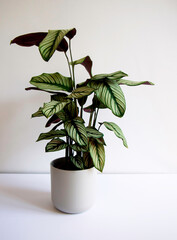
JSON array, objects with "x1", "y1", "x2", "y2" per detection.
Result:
[
  {"x1": 88, "y1": 112, "x2": 94, "y2": 127},
  {"x1": 64, "y1": 52, "x2": 73, "y2": 81},
  {"x1": 93, "y1": 108, "x2": 99, "y2": 127},
  {"x1": 69, "y1": 39, "x2": 76, "y2": 89}
]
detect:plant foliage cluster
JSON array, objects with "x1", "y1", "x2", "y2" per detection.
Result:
[{"x1": 11, "y1": 28, "x2": 153, "y2": 172}]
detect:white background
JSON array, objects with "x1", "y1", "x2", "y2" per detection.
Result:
[{"x1": 1, "y1": 0, "x2": 177, "y2": 173}]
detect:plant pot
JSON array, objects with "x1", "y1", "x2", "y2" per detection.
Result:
[{"x1": 50, "y1": 158, "x2": 97, "y2": 214}]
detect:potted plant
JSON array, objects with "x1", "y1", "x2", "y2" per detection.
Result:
[{"x1": 11, "y1": 28, "x2": 153, "y2": 213}]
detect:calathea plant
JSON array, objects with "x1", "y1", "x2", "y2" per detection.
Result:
[{"x1": 11, "y1": 28, "x2": 153, "y2": 172}]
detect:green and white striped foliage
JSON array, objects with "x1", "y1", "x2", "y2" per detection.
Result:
[
  {"x1": 39, "y1": 29, "x2": 76, "y2": 61},
  {"x1": 103, "y1": 121, "x2": 128, "y2": 148},
  {"x1": 64, "y1": 118, "x2": 88, "y2": 146},
  {"x1": 37, "y1": 129, "x2": 67, "y2": 142},
  {"x1": 42, "y1": 100, "x2": 71, "y2": 118},
  {"x1": 30, "y1": 72, "x2": 73, "y2": 92},
  {"x1": 45, "y1": 138, "x2": 68, "y2": 152},
  {"x1": 89, "y1": 138, "x2": 105, "y2": 172},
  {"x1": 89, "y1": 80, "x2": 126, "y2": 117}
]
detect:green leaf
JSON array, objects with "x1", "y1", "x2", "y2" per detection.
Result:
[
  {"x1": 117, "y1": 79, "x2": 154, "y2": 86},
  {"x1": 89, "y1": 138, "x2": 105, "y2": 172},
  {"x1": 92, "y1": 95, "x2": 107, "y2": 109},
  {"x1": 56, "y1": 101, "x2": 78, "y2": 122},
  {"x1": 39, "y1": 29, "x2": 76, "y2": 61},
  {"x1": 83, "y1": 152, "x2": 94, "y2": 168},
  {"x1": 45, "y1": 138, "x2": 68, "y2": 152},
  {"x1": 51, "y1": 93, "x2": 68, "y2": 102},
  {"x1": 95, "y1": 137, "x2": 106, "y2": 146},
  {"x1": 103, "y1": 121, "x2": 128, "y2": 148},
  {"x1": 30, "y1": 72, "x2": 73, "y2": 92},
  {"x1": 70, "y1": 144, "x2": 88, "y2": 152},
  {"x1": 67, "y1": 86, "x2": 94, "y2": 99},
  {"x1": 78, "y1": 96, "x2": 87, "y2": 107},
  {"x1": 89, "y1": 80, "x2": 126, "y2": 117},
  {"x1": 42, "y1": 100, "x2": 70, "y2": 118},
  {"x1": 31, "y1": 107, "x2": 44, "y2": 118},
  {"x1": 37, "y1": 129, "x2": 67, "y2": 142},
  {"x1": 71, "y1": 56, "x2": 93, "y2": 77},
  {"x1": 64, "y1": 118, "x2": 88, "y2": 146},
  {"x1": 86, "y1": 127, "x2": 103, "y2": 138},
  {"x1": 70, "y1": 155, "x2": 84, "y2": 169},
  {"x1": 91, "y1": 71, "x2": 128, "y2": 81}
]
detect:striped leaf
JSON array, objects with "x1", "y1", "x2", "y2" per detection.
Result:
[
  {"x1": 30, "y1": 73, "x2": 73, "y2": 92},
  {"x1": 95, "y1": 137, "x2": 106, "y2": 146},
  {"x1": 70, "y1": 144, "x2": 88, "y2": 152},
  {"x1": 45, "y1": 138, "x2": 68, "y2": 152},
  {"x1": 64, "y1": 118, "x2": 88, "y2": 146},
  {"x1": 117, "y1": 79, "x2": 154, "y2": 86},
  {"x1": 56, "y1": 101, "x2": 78, "y2": 122},
  {"x1": 70, "y1": 155, "x2": 84, "y2": 169},
  {"x1": 89, "y1": 80, "x2": 126, "y2": 117},
  {"x1": 103, "y1": 121, "x2": 128, "y2": 148},
  {"x1": 91, "y1": 71, "x2": 128, "y2": 81},
  {"x1": 71, "y1": 56, "x2": 93, "y2": 77},
  {"x1": 89, "y1": 138, "x2": 105, "y2": 172},
  {"x1": 86, "y1": 127, "x2": 103, "y2": 138},
  {"x1": 37, "y1": 129, "x2": 67, "y2": 142},
  {"x1": 39, "y1": 29, "x2": 76, "y2": 61},
  {"x1": 42, "y1": 100, "x2": 70, "y2": 118},
  {"x1": 51, "y1": 93, "x2": 68, "y2": 101},
  {"x1": 67, "y1": 86, "x2": 94, "y2": 99},
  {"x1": 83, "y1": 152, "x2": 94, "y2": 168},
  {"x1": 31, "y1": 107, "x2": 44, "y2": 118}
]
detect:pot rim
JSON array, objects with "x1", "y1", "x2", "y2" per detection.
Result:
[{"x1": 51, "y1": 157, "x2": 95, "y2": 172}]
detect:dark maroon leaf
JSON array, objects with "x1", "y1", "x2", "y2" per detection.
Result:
[
  {"x1": 10, "y1": 32, "x2": 47, "y2": 47},
  {"x1": 66, "y1": 28, "x2": 77, "y2": 39},
  {"x1": 11, "y1": 32, "x2": 68, "y2": 52},
  {"x1": 84, "y1": 105, "x2": 95, "y2": 113},
  {"x1": 25, "y1": 87, "x2": 58, "y2": 94},
  {"x1": 81, "y1": 56, "x2": 93, "y2": 77},
  {"x1": 45, "y1": 114, "x2": 61, "y2": 127}
]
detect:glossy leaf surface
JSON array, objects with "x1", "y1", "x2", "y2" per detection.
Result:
[
  {"x1": 30, "y1": 72, "x2": 73, "y2": 92},
  {"x1": 37, "y1": 129, "x2": 67, "y2": 141},
  {"x1": 70, "y1": 155, "x2": 84, "y2": 169},
  {"x1": 64, "y1": 118, "x2": 88, "y2": 146},
  {"x1": 45, "y1": 139, "x2": 68, "y2": 152},
  {"x1": 117, "y1": 79, "x2": 154, "y2": 86},
  {"x1": 103, "y1": 121, "x2": 128, "y2": 148},
  {"x1": 39, "y1": 29, "x2": 76, "y2": 61},
  {"x1": 42, "y1": 100, "x2": 70, "y2": 118},
  {"x1": 89, "y1": 138, "x2": 105, "y2": 172},
  {"x1": 67, "y1": 86, "x2": 94, "y2": 99},
  {"x1": 89, "y1": 80, "x2": 126, "y2": 117}
]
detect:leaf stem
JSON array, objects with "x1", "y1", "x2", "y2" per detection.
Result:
[
  {"x1": 64, "y1": 52, "x2": 72, "y2": 83},
  {"x1": 93, "y1": 108, "x2": 99, "y2": 127},
  {"x1": 98, "y1": 122, "x2": 103, "y2": 131},
  {"x1": 66, "y1": 136, "x2": 69, "y2": 160},
  {"x1": 69, "y1": 39, "x2": 76, "y2": 89},
  {"x1": 80, "y1": 106, "x2": 83, "y2": 118},
  {"x1": 88, "y1": 112, "x2": 93, "y2": 127}
]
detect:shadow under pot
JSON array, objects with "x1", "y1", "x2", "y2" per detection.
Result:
[{"x1": 50, "y1": 158, "x2": 97, "y2": 214}]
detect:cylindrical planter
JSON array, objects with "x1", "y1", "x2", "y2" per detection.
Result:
[{"x1": 50, "y1": 158, "x2": 97, "y2": 214}]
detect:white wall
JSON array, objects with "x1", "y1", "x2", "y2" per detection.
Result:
[{"x1": 1, "y1": 0, "x2": 177, "y2": 173}]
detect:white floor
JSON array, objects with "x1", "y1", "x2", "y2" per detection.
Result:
[{"x1": 0, "y1": 173, "x2": 177, "y2": 240}]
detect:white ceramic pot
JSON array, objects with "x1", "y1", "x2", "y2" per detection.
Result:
[{"x1": 50, "y1": 158, "x2": 97, "y2": 214}]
